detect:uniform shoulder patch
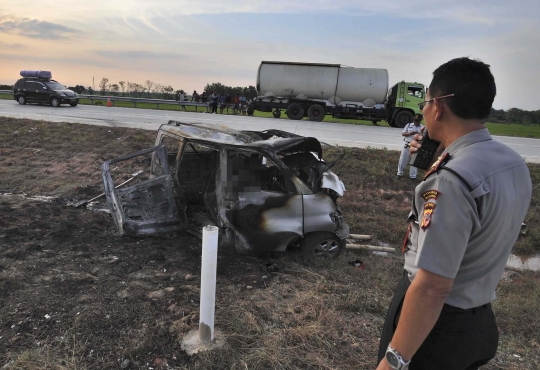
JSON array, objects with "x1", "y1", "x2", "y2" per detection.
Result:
[
  {"x1": 420, "y1": 202, "x2": 436, "y2": 230},
  {"x1": 423, "y1": 153, "x2": 450, "y2": 180},
  {"x1": 422, "y1": 190, "x2": 441, "y2": 201}
]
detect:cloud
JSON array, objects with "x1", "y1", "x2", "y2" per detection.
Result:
[
  {"x1": 94, "y1": 50, "x2": 189, "y2": 60},
  {"x1": 0, "y1": 39, "x2": 24, "y2": 48},
  {"x1": 0, "y1": 15, "x2": 80, "y2": 39}
]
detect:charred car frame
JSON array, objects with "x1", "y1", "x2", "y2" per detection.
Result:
[{"x1": 102, "y1": 121, "x2": 349, "y2": 257}]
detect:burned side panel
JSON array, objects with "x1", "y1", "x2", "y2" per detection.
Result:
[
  {"x1": 102, "y1": 146, "x2": 186, "y2": 236},
  {"x1": 225, "y1": 193, "x2": 303, "y2": 254}
]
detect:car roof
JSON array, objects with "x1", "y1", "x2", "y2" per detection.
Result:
[{"x1": 159, "y1": 121, "x2": 323, "y2": 156}]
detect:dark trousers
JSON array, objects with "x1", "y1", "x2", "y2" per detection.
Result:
[
  {"x1": 378, "y1": 271, "x2": 499, "y2": 370},
  {"x1": 210, "y1": 102, "x2": 218, "y2": 113}
]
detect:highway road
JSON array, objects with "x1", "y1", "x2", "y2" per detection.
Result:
[{"x1": 1, "y1": 99, "x2": 539, "y2": 162}]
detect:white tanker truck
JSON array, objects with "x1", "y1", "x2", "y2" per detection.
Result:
[{"x1": 252, "y1": 61, "x2": 425, "y2": 128}]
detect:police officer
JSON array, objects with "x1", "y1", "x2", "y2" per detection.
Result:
[
  {"x1": 397, "y1": 114, "x2": 424, "y2": 180},
  {"x1": 377, "y1": 57, "x2": 532, "y2": 370}
]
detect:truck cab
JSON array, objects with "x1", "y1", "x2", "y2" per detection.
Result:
[{"x1": 386, "y1": 81, "x2": 426, "y2": 128}]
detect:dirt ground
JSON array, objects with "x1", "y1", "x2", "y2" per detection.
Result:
[{"x1": 0, "y1": 117, "x2": 539, "y2": 369}]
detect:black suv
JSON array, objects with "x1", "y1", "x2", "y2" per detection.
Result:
[{"x1": 13, "y1": 78, "x2": 79, "y2": 107}]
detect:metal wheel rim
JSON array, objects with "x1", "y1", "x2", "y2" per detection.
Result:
[
  {"x1": 312, "y1": 109, "x2": 322, "y2": 118},
  {"x1": 313, "y1": 239, "x2": 340, "y2": 257},
  {"x1": 52, "y1": 99, "x2": 59, "y2": 107},
  {"x1": 18, "y1": 97, "x2": 25, "y2": 104}
]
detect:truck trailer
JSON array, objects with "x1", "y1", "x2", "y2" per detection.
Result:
[{"x1": 253, "y1": 61, "x2": 425, "y2": 128}]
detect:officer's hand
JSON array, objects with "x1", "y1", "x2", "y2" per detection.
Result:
[
  {"x1": 376, "y1": 358, "x2": 393, "y2": 370},
  {"x1": 409, "y1": 134, "x2": 423, "y2": 155}
]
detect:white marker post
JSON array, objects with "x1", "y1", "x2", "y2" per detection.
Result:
[
  {"x1": 199, "y1": 225, "x2": 218, "y2": 343},
  {"x1": 181, "y1": 225, "x2": 225, "y2": 355}
]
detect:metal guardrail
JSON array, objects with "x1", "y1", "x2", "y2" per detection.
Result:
[
  {"x1": 79, "y1": 94, "x2": 210, "y2": 110},
  {"x1": 1, "y1": 90, "x2": 210, "y2": 111}
]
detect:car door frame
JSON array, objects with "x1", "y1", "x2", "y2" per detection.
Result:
[
  {"x1": 35, "y1": 81, "x2": 50, "y2": 104},
  {"x1": 22, "y1": 81, "x2": 38, "y2": 102},
  {"x1": 102, "y1": 145, "x2": 187, "y2": 236}
]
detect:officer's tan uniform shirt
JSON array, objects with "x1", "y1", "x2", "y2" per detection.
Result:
[{"x1": 404, "y1": 128, "x2": 532, "y2": 309}]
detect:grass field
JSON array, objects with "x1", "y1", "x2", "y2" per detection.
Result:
[
  {"x1": 2, "y1": 93, "x2": 540, "y2": 136},
  {"x1": 0, "y1": 117, "x2": 538, "y2": 369}
]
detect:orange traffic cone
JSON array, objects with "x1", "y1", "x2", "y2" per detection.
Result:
[{"x1": 107, "y1": 96, "x2": 112, "y2": 107}]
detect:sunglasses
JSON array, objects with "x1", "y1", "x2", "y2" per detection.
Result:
[{"x1": 418, "y1": 94, "x2": 455, "y2": 110}]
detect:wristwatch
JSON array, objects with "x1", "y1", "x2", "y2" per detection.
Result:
[{"x1": 385, "y1": 345, "x2": 411, "y2": 369}]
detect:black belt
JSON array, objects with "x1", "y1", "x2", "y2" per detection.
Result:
[{"x1": 442, "y1": 302, "x2": 491, "y2": 313}]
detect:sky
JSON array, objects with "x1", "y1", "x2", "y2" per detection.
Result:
[{"x1": 1, "y1": 0, "x2": 539, "y2": 110}]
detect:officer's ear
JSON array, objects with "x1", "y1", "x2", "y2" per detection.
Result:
[{"x1": 432, "y1": 97, "x2": 446, "y2": 122}]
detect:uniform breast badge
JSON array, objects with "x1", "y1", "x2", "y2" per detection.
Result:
[{"x1": 421, "y1": 202, "x2": 436, "y2": 230}]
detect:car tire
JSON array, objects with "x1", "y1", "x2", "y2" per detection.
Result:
[
  {"x1": 17, "y1": 95, "x2": 26, "y2": 105},
  {"x1": 307, "y1": 105, "x2": 326, "y2": 122},
  {"x1": 393, "y1": 111, "x2": 413, "y2": 128},
  {"x1": 70, "y1": 103, "x2": 78, "y2": 107},
  {"x1": 272, "y1": 109, "x2": 281, "y2": 118},
  {"x1": 300, "y1": 232, "x2": 344, "y2": 260},
  {"x1": 50, "y1": 97, "x2": 60, "y2": 107},
  {"x1": 286, "y1": 103, "x2": 304, "y2": 120}
]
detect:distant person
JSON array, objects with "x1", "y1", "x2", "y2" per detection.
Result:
[
  {"x1": 219, "y1": 94, "x2": 227, "y2": 114},
  {"x1": 233, "y1": 94, "x2": 240, "y2": 115},
  {"x1": 210, "y1": 91, "x2": 218, "y2": 114},
  {"x1": 246, "y1": 97, "x2": 253, "y2": 116},
  {"x1": 226, "y1": 94, "x2": 232, "y2": 114},
  {"x1": 396, "y1": 113, "x2": 424, "y2": 180},
  {"x1": 178, "y1": 90, "x2": 186, "y2": 111},
  {"x1": 192, "y1": 90, "x2": 198, "y2": 103},
  {"x1": 200, "y1": 91, "x2": 207, "y2": 103},
  {"x1": 239, "y1": 94, "x2": 247, "y2": 116}
]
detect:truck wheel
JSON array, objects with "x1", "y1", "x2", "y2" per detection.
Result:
[
  {"x1": 272, "y1": 109, "x2": 281, "y2": 118},
  {"x1": 307, "y1": 105, "x2": 326, "y2": 122},
  {"x1": 301, "y1": 232, "x2": 344, "y2": 261},
  {"x1": 286, "y1": 104, "x2": 304, "y2": 120},
  {"x1": 394, "y1": 111, "x2": 413, "y2": 128},
  {"x1": 17, "y1": 95, "x2": 26, "y2": 105}
]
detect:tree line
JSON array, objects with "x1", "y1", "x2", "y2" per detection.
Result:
[
  {"x1": 489, "y1": 108, "x2": 540, "y2": 125},
  {"x1": 66, "y1": 79, "x2": 259, "y2": 100}
]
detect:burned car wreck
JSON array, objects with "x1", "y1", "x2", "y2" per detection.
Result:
[{"x1": 102, "y1": 121, "x2": 349, "y2": 257}]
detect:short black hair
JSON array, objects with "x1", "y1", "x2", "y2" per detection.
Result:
[{"x1": 429, "y1": 57, "x2": 496, "y2": 120}]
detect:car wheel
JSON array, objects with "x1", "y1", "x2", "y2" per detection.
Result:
[
  {"x1": 286, "y1": 103, "x2": 304, "y2": 120},
  {"x1": 70, "y1": 103, "x2": 78, "y2": 107},
  {"x1": 17, "y1": 95, "x2": 26, "y2": 105},
  {"x1": 301, "y1": 232, "x2": 344, "y2": 260},
  {"x1": 272, "y1": 109, "x2": 281, "y2": 118},
  {"x1": 50, "y1": 97, "x2": 60, "y2": 107},
  {"x1": 307, "y1": 105, "x2": 326, "y2": 122},
  {"x1": 393, "y1": 111, "x2": 413, "y2": 128}
]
